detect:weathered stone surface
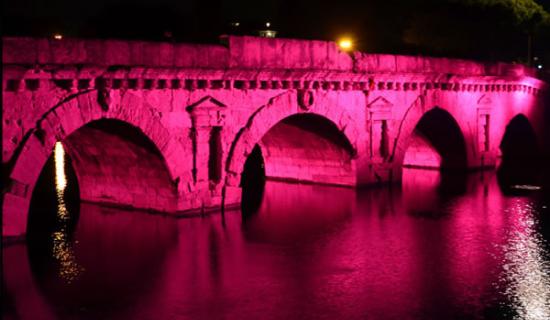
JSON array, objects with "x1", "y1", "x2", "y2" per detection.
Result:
[{"x1": 2, "y1": 35, "x2": 547, "y2": 237}]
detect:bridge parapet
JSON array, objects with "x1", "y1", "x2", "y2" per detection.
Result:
[
  {"x1": 2, "y1": 35, "x2": 540, "y2": 78},
  {"x1": 2, "y1": 37, "x2": 229, "y2": 68},
  {"x1": 2, "y1": 37, "x2": 546, "y2": 97},
  {"x1": 2, "y1": 35, "x2": 352, "y2": 70},
  {"x1": 353, "y1": 52, "x2": 536, "y2": 77}
]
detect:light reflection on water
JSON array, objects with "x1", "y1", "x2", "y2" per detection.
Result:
[
  {"x1": 54, "y1": 142, "x2": 67, "y2": 194},
  {"x1": 52, "y1": 141, "x2": 83, "y2": 283},
  {"x1": 501, "y1": 200, "x2": 550, "y2": 320},
  {"x1": 2, "y1": 168, "x2": 550, "y2": 319}
]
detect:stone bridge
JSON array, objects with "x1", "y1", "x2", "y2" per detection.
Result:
[{"x1": 2, "y1": 36, "x2": 547, "y2": 238}]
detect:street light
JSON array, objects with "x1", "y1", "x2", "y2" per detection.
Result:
[{"x1": 338, "y1": 37, "x2": 353, "y2": 51}]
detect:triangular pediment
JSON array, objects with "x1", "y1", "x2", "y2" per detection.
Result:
[
  {"x1": 186, "y1": 96, "x2": 226, "y2": 113},
  {"x1": 367, "y1": 96, "x2": 393, "y2": 109},
  {"x1": 477, "y1": 95, "x2": 492, "y2": 105}
]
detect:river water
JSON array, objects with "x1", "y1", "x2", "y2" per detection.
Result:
[{"x1": 3, "y1": 168, "x2": 550, "y2": 320}]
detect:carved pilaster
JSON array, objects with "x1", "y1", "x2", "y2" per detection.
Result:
[
  {"x1": 367, "y1": 96, "x2": 393, "y2": 161},
  {"x1": 186, "y1": 96, "x2": 227, "y2": 187},
  {"x1": 477, "y1": 95, "x2": 493, "y2": 155}
]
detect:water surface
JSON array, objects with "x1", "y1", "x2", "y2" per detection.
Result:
[{"x1": 3, "y1": 169, "x2": 550, "y2": 320}]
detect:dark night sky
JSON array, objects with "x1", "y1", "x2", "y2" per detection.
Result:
[{"x1": 2, "y1": 0, "x2": 550, "y2": 63}]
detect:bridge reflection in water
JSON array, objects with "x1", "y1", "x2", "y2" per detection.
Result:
[{"x1": 3, "y1": 168, "x2": 550, "y2": 320}]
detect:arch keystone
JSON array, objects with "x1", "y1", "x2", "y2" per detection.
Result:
[{"x1": 297, "y1": 89, "x2": 314, "y2": 111}]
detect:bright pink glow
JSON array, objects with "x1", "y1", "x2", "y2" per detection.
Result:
[
  {"x1": 63, "y1": 120, "x2": 178, "y2": 212},
  {"x1": 258, "y1": 114, "x2": 355, "y2": 186},
  {"x1": 403, "y1": 131, "x2": 442, "y2": 168},
  {"x1": 2, "y1": 36, "x2": 547, "y2": 237}
]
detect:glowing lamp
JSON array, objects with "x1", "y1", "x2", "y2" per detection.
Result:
[
  {"x1": 259, "y1": 30, "x2": 277, "y2": 38},
  {"x1": 53, "y1": 33, "x2": 63, "y2": 40},
  {"x1": 338, "y1": 38, "x2": 353, "y2": 51}
]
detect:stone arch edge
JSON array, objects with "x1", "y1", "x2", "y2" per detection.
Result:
[
  {"x1": 222, "y1": 90, "x2": 361, "y2": 208},
  {"x1": 2, "y1": 90, "x2": 192, "y2": 238}
]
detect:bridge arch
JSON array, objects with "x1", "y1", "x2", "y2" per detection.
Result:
[
  {"x1": 398, "y1": 106, "x2": 468, "y2": 171},
  {"x1": 499, "y1": 113, "x2": 540, "y2": 167},
  {"x1": 3, "y1": 90, "x2": 190, "y2": 237},
  {"x1": 496, "y1": 113, "x2": 541, "y2": 190},
  {"x1": 225, "y1": 90, "x2": 360, "y2": 204}
]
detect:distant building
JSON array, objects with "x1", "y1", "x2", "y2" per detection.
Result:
[
  {"x1": 258, "y1": 29, "x2": 277, "y2": 38},
  {"x1": 258, "y1": 22, "x2": 276, "y2": 38},
  {"x1": 227, "y1": 21, "x2": 277, "y2": 38}
]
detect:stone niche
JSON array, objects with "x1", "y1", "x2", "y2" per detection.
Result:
[
  {"x1": 186, "y1": 96, "x2": 227, "y2": 188},
  {"x1": 367, "y1": 96, "x2": 393, "y2": 161}
]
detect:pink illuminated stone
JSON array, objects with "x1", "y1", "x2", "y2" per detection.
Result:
[
  {"x1": 403, "y1": 131, "x2": 442, "y2": 169},
  {"x1": 1, "y1": 35, "x2": 547, "y2": 237}
]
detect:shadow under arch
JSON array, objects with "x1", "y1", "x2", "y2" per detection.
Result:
[
  {"x1": 241, "y1": 145, "x2": 265, "y2": 217},
  {"x1": 499, "y1": 114, "x2": 540, "y2": 167},
  {"x1": 3, "y1": 90, "x2": 188, "y2": 238},
  {"x1": 25, "y1": 119, "x2": 180, "y2": 300},
  {"x1": 27, "y1": 119, "x2": 178, "y2": 240},
  {"x1": 403, "y1": 107, "x2": 468, "y2": 171},
  {"x1": 497, "y1": 114, "x2": 541, "y2": 193},
  {"x1": 224, "y1": 90, "x2": 360, "y2": 213},
  {"x1": 63, "y1": 119, "x2": 178, "y2": 212},
  {"x1": 240, "y1": 113, "x2": 356, "y2": 217}
]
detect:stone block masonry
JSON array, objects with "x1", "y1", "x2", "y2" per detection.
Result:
[{"x1": 2, "y1": 35, "x2": 547, "y2": 237}]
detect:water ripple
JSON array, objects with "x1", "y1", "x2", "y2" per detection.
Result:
[{"x1": 501, "y1": 200, "x2": 550, "y2": 320}]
